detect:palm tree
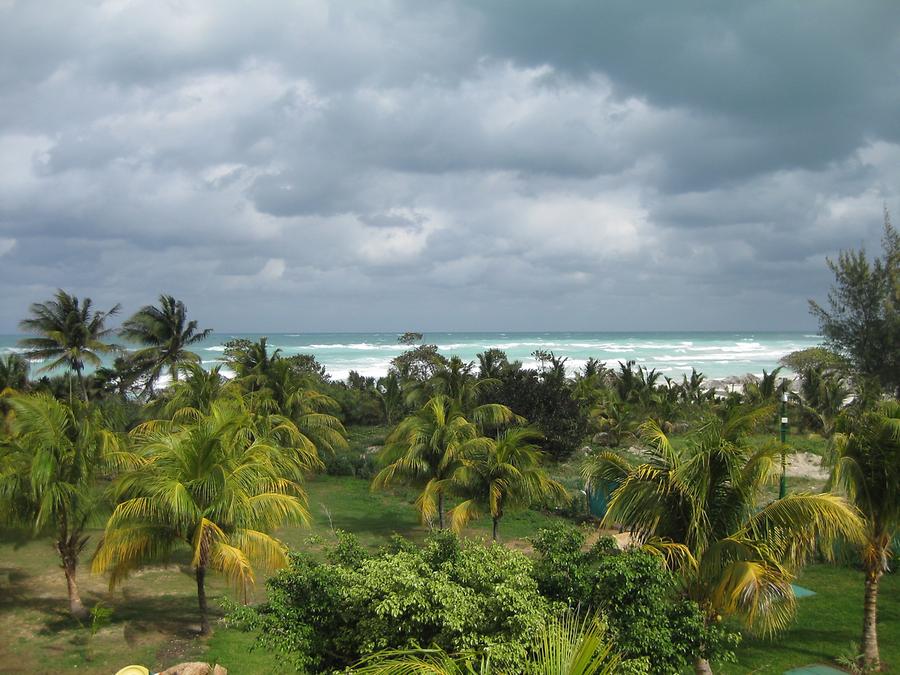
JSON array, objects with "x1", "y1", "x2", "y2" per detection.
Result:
[
  {"x1": 448, "y1": 428, "x2": 567, "y2": 541},
  {"x1": 19, "y1": 290, "x2": 121, "y2": 399},
  {"x1": 0, "y1": 394, "x2": 133, "y2": 620},
  {"x1": 229, "y1": 336, "x2": 281, "y2": 389},
  {"x1": 431, "y1": 356, "x2": 500, "y2": 417},
  {"x1": 476, "y1": 348, "x2": 508, "y2": 380},
  {"x1": 0, "y1": 353, "x2": 29, "y2": 393},
  {"x1": 222, "y1": 339, "x2": 349, "y2": 456},
  {"x1": 828, "y1": 400, "x2": 900, "y2": 670},
  {"x1": 373, "y1": 395, "x2": 514, "y2": 529},
  {"x1": 376, "y1": 372, "x2": 404, "y2": 425},
  {"x1": 119, "y1": 295, "x2": 212, "y2": 391},
  {"x1": 0, "y1": 353, "x2": 30, "y2": 435},
  {"x1": 93, "y1": 400, "x2": 317, "y2": 634},
  {"x1": 354, "y1": 611, "x2": 620, "y2": 674},
  {"x1": 159, "y1": 362, "x2": 234, "y2": 417},
  {"x1": 583, "y1": 410, "x2": 864, "y2": 674}
]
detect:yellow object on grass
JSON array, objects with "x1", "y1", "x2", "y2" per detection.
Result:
[{"x1": 115, "y1": 666, "x2": 150, "y2": 675}]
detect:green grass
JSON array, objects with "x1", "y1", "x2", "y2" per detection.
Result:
[
  {"x1": 1, "y1": 466, "x2": 895, "y2": 674},
  {"x1": 0, "y1": 473, "x2": 564, "y2": 673},
  {"x1": 720, "y1": 565, "x2": 900, "y2": 673}
]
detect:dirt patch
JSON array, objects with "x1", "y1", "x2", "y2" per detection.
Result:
[{"x1": 786, "y1": 451, "x2": 829, "y2": 480}]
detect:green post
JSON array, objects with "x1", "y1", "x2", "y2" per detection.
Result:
[{"x1": 779, "y1": 385, "x2": 788, "y2": 499}]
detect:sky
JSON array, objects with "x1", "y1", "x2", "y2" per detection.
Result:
[{"x1": 1, "y1": 0, "x2": 898, "y2": 333}]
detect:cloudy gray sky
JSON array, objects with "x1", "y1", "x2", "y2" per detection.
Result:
[{"x1": 1, "y1": 0, "x2": 898, "y2": 332}]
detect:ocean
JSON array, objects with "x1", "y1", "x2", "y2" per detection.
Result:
[{"x1": 0, "y1": 332, "x2": 822, "y2": 381}]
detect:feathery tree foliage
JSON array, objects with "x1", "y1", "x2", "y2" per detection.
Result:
[
  {"x1": 373, "y1": 395, "x2": 515, "y2": 529},
  {"x1": 119, "y1": 294, "x2": 212, "y2": 390},
  {"x1": 583, "y1": 409, "x2": 864, "y2": 675},
  {"x1": 92, "y1": 399, "x2": 319, "y2": 633},
  {"x1": 448, "y1": 427, "x2": 566, "y2": 540},
  {"x1": 828, "y1": 400, "x2": 900, "y2": 670},
  {"x1": 810, "y1": 209, "x2": 900, "y2": 396},
  {"x1": 19, "y1": 290, "x2": 121, "y2": 400},
  {"x1": 0, "y1": 394, "x2": 133, "y2": 620}
]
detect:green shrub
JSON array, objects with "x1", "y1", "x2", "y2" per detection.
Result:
[
  {"x1": 529, "y1": 523, "x2": 738, "y2": 673},
  {"x1": 229, "y1": 531, "x2": 553, "y2": 672}
]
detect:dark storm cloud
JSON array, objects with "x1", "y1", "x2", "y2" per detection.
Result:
[{"x1": 0, "y1": 0, "x2": 897, "y2": 332}]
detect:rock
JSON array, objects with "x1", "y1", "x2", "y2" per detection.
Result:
[
  {"x1": 592, "y1": 432, "x2": 610, "y2": 445},
  {"x1": 157, "y1": 663, "x2": 227, "y2": 675}
]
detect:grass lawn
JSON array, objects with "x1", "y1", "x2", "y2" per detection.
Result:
[
  {"x1": 0, "y1": 473, "x2": 565, "y2": 674},
  {"x1": 720, "y1": 564, "x2": 899, "y2": 673},
  {"x1": 1, "y1": 465, "x2": 894, "y2": 674}
]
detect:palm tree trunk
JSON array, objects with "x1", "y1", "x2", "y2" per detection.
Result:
[
  {"x1": 58, "y1": 544, "x2": 88, "y2": 621},
  {"x1": 694, "y1": 656, "x2": 713, "y2": 675},
  {"x1": 492, "y1": 516, "x2": 499, "y2": 541},
  {"x1": 862, "y1": 568, "x2": 881, "y2": 669},
  {"x1": 75, "y1": 367, "x2": 88, "y2": 401},
  {"x1": 437, "y1": 492, "x2": 445, "y2": 530},
  {"x1": 196, "y1": 564, "x2": 210, "y2": 635}
]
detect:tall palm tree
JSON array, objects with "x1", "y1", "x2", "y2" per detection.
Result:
[
  {"x1": 448, "y1": 428, "x2": 567, "y2": 540},
  {"x1": 0, "y1": 394, "x2": 134, "y2": 620},
  {"x1": 93, "y1": 400, "x2": 317, "y2": 634},
  {"x1": 373, "y1": 395, "x2": 514, "y2": 529},
  {"x1": 19, "y1": 290, "x2": 121, "y2": 399},
  {"x1": 354, "y1": 611, "x2": 620, "y2": 674},
  {"x1": 119, "y1": 295, "x2": 212, "y2": 391},
  {"x1": 828, "y1": 400, "x2": 900, "y2": 670},
  {"x1": 583, "y1": 410, "x2": 864, "y2": 675}
]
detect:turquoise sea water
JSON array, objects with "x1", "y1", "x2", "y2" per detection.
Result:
[{"x1": 0, "y1": 332, "x2": 822, "y2": 381}]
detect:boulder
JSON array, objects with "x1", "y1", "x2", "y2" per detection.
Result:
[{"x1": 157, "y1": 663, "x2": 227, "y2": 675}]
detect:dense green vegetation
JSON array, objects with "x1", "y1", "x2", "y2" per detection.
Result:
[{"x1": 0, "y1": 220, "x2": 898, "y2": 673}]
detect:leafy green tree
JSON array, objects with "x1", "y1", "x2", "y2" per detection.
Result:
[
  {"x1": 229, "y1": 532, "x2": 554, "y2": 673},
  {"x1": 391, "y1": 343, "x2": 448, "y2": 383},
  {"x1": 354, "y1": 610, "x2": 624, "y2": 674},
  {"x1": 448, "y1": 428, "x2": 566, "y2": 540},
  {"x1": 529, "y1": 524, "x2": 735, "y2": 674},
  {"x1": 779, "y1": 346, "x2": 848, "y2": 374},
  {"x1": 828, "y1": 400, "x2": 900, "y2": 670},
  {"x1": 583, "y1": 412, "x2": 864, "y2": 674},
  {"x1": 373, "y1": 395, "x2": 515, "y2": 529},
  {"x1": 92, "y1": 400, "x2": 317, "y2": 633},
  {"x1": 19, "y1": 290, "x2": 121, "y2": 400},
  {"x1": 398, "y1": 331, "x2": 424, "y2": 345},
  {"x1": 119, "y1": 294, "x2": 212, "y2": 390},
  {"x1": 0, "y1": 394, "x2": 132, "y2": 620},
  {"x1": 493, "y1": 359, "x2": 588, "y2": 461},
  {"x1": 810, "y1": 209, "x2": 900, "y2": 396}
]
